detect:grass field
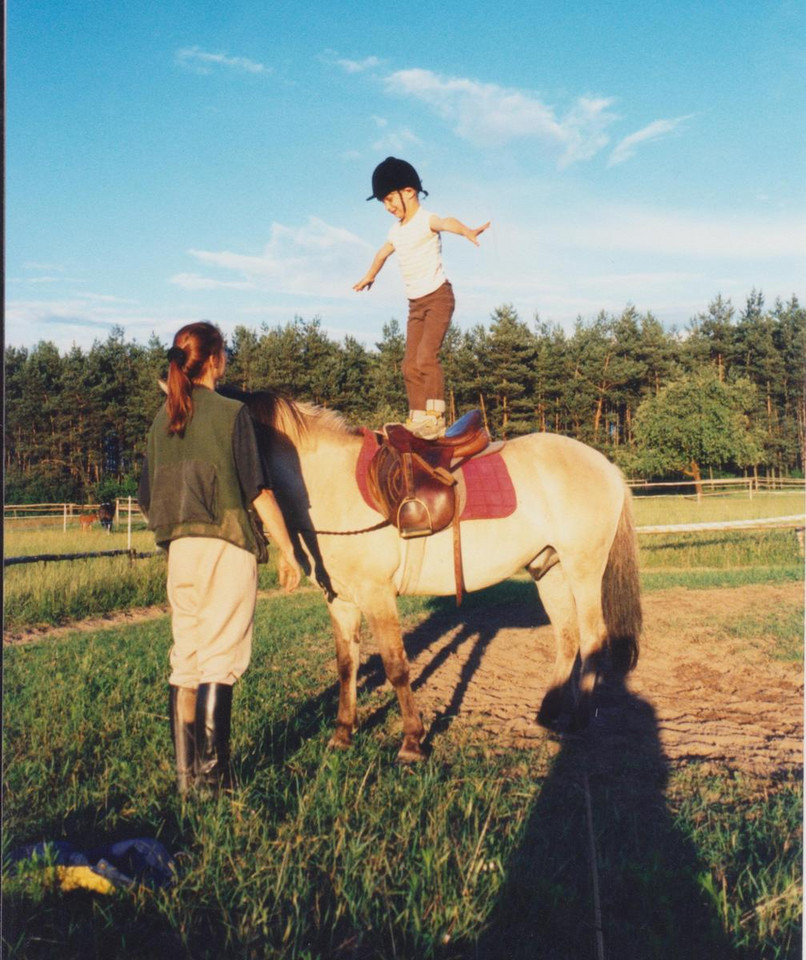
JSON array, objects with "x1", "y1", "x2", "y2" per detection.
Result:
[
  {"x1": 3, "y1": 528, "x2": 281, "y2": 630},
  {"x1": 632, "y1": 489, "x2": 805, "y2": 526},
  {"x1": 2, "y1": 493, "x2": 803, "y2": 958},
  {"x1": 3, "y1": 491, "x2": 804, "y2": 630},
  {"x1": 3, "y1": 583, "x2": 802, "y2": 959}
]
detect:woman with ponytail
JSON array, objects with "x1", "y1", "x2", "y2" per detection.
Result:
[{"x1": 139, "y1": 321, "x2": 301, "y2": 796}]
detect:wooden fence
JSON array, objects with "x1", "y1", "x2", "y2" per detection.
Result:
[
  {"x1": 628, "y1": 476, "x2": 805, "y2": 500},
  {"x1": 4, "y1": 498, "x2": 146, "y2": 532},
  {"x1": 4, "y1": 498, "x2": 146, "y2": 562}
]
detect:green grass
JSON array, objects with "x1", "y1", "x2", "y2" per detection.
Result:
[
  {"x1": 3, "y1": 526, "x2": 156, "y2": 558},
  {"x1": 641, "y1": 566, "x2": 804, "y2": 592},
  {"x1": 4, "y1": 492, "x2": 803, "y2": 629},
  {"x1": 3, "y1": 497, "x2": 803, "y2": 956},
  {"x1": 712, "y1": 607, "x2": 805, "y2": 663},
  {"x1": 3, "y1": 530, "x2": 284, "y2": 629},
  {"x1": 632, "y1": 489, "x2": 804, "y2": 526},
  {"x1": 3, "y1": 585, "x2": 802, "y2": 960},
  {"x1": 669, "y1": 770, "x2": 803, "y2": 957}
]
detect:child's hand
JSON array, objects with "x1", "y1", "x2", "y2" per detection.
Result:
[
  {"x1": 353, "y1": 277, "x2": 374, "y2": 292},
  {"x1": 466, "y1": 222, "x2": 491, "y2": 246}
]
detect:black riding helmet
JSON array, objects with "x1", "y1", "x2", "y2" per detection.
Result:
[{"x1": 366, "y1": 157, "x2": 428, "y2": 201}]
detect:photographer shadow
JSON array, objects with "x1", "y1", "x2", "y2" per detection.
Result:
[{"x1": 463, "y1": 667, "x2": 738, "y2": 960}]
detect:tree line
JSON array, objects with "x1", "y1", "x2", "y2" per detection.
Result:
[{"x1": 4, "y1": 290, "x2": 804, "y2": 504}]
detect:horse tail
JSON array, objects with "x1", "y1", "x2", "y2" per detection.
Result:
[{"x1": 602, "y1": 484, "x2": 642, "y2": 673}]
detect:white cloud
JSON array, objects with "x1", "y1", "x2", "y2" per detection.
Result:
[
  {"x1": 23, "y1": 261, "x2": 68, "y2": 271},
  {"x1": 335, "y1": 55, "x2": 382, "y2": 74},
  {"x1": 552, "y1": 205, "x2": 806, "y2": 260},
  {"x1": 371, "y1": 126, "x2": 421, "y2": 153},
  {"x1": 10, "y1": 275, "x2": 79, "y2": 285},
  {"x1": 4, "y1": 295, "x2": 164, "y2": 349},
  {"x1": 175, "y1": 46, "x2": 269, "y2": 75},
  {"x1": 169, "y1": 273, "x2": 256, "y2": 292},
  {"x1": 383, "y1": 68, "x2": 618, "y2": 166},
  {"x1": 608, "y1": 115, "x2": 694, "y2": 166},
  {"x1": 175, "y1": 218, "x2": 374, "y2": 298}
]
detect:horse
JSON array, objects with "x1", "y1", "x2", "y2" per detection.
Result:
[
  {"x1": 98, "y1": 502, "x2": 115, "y2": 533},
  {"x1": 79, "y1": 513, "x2": 97, "y2": 533},
  {"x1": 228, "y1": 388, "x2": 642, "y2": 761}
]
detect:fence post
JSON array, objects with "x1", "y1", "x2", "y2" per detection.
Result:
[
  {"x1": 63, "y1": 503, "x2": 68, "y2": 532},
  {"x1": 127, "y1": 496, "x2": 132, "y2": 551}
]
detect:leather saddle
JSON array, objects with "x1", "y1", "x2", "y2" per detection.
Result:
[{"x1": 366, "y1": 409, "x2": 490, "y2": 539}]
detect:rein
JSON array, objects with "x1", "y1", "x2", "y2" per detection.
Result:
[{"x1": 292, "y1": 518, "x2": 392, "y2": 536}]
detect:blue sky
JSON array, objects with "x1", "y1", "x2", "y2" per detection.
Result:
[{"x1": 7, "y1": 0, "x2": 805, "y2": 352}]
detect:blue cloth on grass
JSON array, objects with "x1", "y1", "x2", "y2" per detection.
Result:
[{"x1": 8, "y1": 838, "x2": 177, "y2": 889}]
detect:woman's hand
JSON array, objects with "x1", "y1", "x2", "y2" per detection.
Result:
[{"x1": 277, "y1": 550, "x2": 302, "y2": 593}]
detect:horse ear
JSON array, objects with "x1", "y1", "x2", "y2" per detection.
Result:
[{"x1": 158, "y1": 379, "x2": 168, "y2": 395}]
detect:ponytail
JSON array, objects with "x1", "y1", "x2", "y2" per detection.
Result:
[{"x1": 165, "y1": 322, "x2": 225, "y2": 436}]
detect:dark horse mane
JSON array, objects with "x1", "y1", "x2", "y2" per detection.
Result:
[{"x1": 217, "y1": 384, "x2": 362, "y2": 447}]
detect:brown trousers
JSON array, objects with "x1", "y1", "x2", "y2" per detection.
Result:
[{"x1": 401, "y1": 281, "x2": 455, "y2": 410}]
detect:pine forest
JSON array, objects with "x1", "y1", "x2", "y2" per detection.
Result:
[{"x1": 4, "y1": 291, "x2": 804, "y2": 504}]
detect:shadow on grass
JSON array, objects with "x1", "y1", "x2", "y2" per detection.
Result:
[
  {"x1": 251, "y1": 578, "x2": 744, "y2": 957},
  {"x1": 452, "y1": 671, "x2": 741, "y2": 960}
]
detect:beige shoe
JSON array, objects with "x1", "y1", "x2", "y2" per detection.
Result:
[{"x1": 408, "y1": 412, "x2": 446, "y2": 440}]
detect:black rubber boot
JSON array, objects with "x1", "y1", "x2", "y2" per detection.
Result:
[
  {"x1": 169, "y1": 686, "x2": 197, "y2": 796},
  {"x1": 195, "y1": 683, "x2": 234, "y2": 793}
]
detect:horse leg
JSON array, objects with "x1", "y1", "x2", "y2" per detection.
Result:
[
  {"x1": 327, "y1": 597, "x2": 363, "y2": 750},
  {"x1": 362, "y1": 590, "x2": 425, "y2": 762},
  {"x1": 567, "y1": 577, "x2": 609, "y2": 731},
  {"x1": 530, "y1": 561, "x2": 580, "y2": 727}
]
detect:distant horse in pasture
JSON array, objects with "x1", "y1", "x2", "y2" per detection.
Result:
[
  {"x1": 226, "y1": 387, "x2": 642, "y2": 760},
  {"x1": 79, "y1": 513, "x2": 97, "y2": 533},
  {"x1": 98, "y1": 502, "x2": 114, "y2": 533}
]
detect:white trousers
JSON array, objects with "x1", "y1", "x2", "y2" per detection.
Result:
[{"x1": 167, "y1": 537, "x2": 257, "y2": 688}]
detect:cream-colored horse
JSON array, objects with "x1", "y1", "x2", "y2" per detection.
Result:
[{"x1": 236, "y1": 389, "x2": 641, "y2": 761}]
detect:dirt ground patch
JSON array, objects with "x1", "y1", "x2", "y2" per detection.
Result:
[
  {"x1": 392, "y1": 582, "x2": 804, "y2": 780},
  {"x1": 1, "y1": 589, "x2": 304, "y2": 646},
  {"x1": 6, "y1": 583, "x2": 803, "y2": 780}
]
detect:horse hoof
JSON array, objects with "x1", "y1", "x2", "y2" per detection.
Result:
[
  {"x1": 397, "y1": 739, "x2": 426, "y2": 763},
  {"x1": 328, "y1": 731, "x2": 353, "y2": 751},
  {"x1": 537, "y1": 686, "x2": 565, "y2": 728}
]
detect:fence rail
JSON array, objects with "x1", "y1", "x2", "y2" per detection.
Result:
[
  {"x1": 628, "y1": 476, "x2": 805, "y2": 501},
  {"x1": 4, "y1": 550, "x2": 158, "y2": 568},
  {"x1": 4, "y1": 498, "x2": 146, "y2": 533},
  {"x1": 636, "y1": 515, "x2": 805, "y2": 534}
]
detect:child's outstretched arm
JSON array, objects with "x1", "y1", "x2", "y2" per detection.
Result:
[
  {"x1": 430, "y1": 216, "x2": 491, "y2": 246},
  {"x1": 354, "y1": 242, "x2": 394, "y2": 291}
]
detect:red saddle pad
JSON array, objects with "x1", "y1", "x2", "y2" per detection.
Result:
[
  {"x1": 458, "y1": 452, "x2": 517, "y2": 520},
  {"x1": 355, "y1": 429, "x2": 516, "y2": 521}
]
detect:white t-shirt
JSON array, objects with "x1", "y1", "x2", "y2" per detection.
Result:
[{"x1": 387, "y1": 207, "x2": 447, "y2": 300}]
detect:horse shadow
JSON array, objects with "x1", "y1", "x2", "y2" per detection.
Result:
[
  {"x1": 450, "y1": 669, "x2": 739, "y2": 960},
  {"x1": 356, "y1": 579, "x2": 549, "y2": 746},
  {"x1": 241, "y1": 580, "x2": 544, "y2": 774}
]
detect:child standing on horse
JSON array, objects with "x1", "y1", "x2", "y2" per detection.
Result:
[
  {"x1": 139, "y1": 321, "x2": 301, "y2": 796},
  {"x1": 354, "y1": 157, "x2": 489, "y2": 439}
]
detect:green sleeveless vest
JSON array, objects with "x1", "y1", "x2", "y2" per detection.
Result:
[{"x1": 146, "y1": 388, "x2": 264, "y2": 559}]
